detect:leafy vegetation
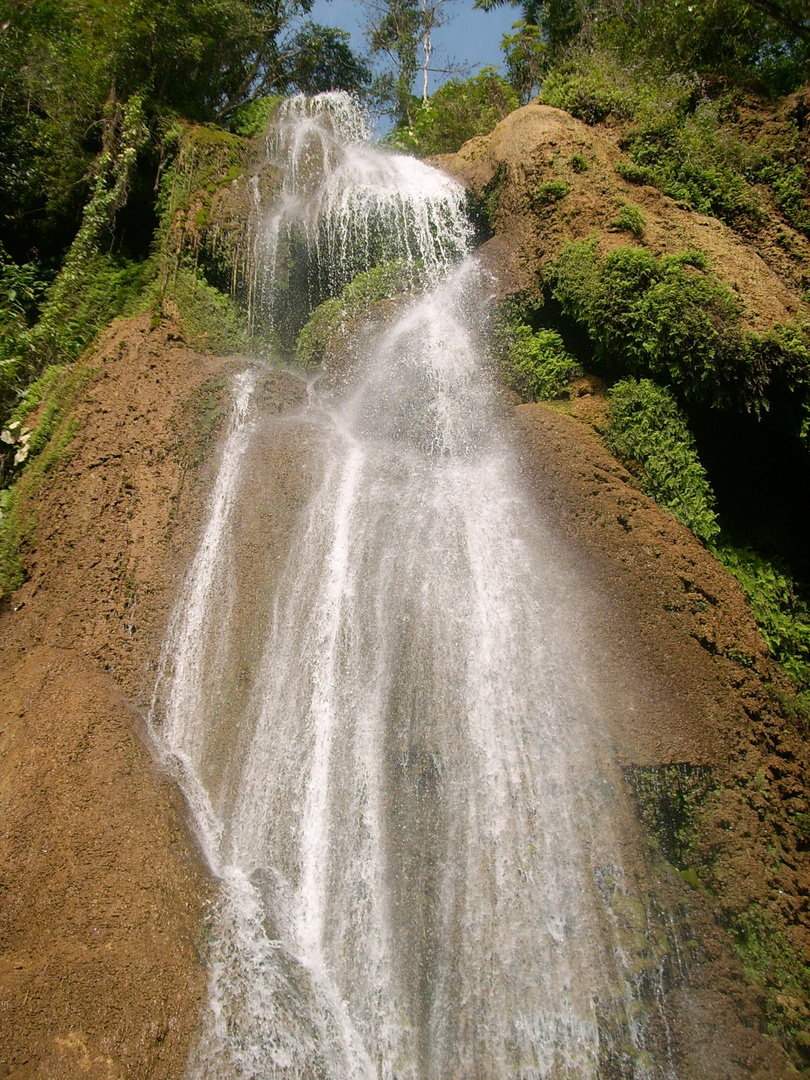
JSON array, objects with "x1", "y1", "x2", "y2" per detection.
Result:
[
  {"x1": 0, "y1": 0, "x2": 375, "y2": 458},
  {"x1": 731, "y1": 903, "x2": 810, "y2": 1054},
  {"x1": 391, "y1": 70, "x2": 518, "y2": 155},
  {"x1": 609, "y1": 203, "x2": 645, "y2": 238},
  {"x1": 167, "y1": 270, "x2": 249, "y2": 356},
  {"x1": 502, "y1": 323, "x2": 581, "y2": 400},
  {"x1": 0, "y1": 364, "x2": 91, "y2": 593},
  {"x1": 716, "y1": 544, "x2": 810, "y2": 687},
  {"x1": 532, "y1": 179, "x2": 571, "y2": 208},
  {"x1": 605, "y1": 378, "x2": 720, "y2": 542},
  {"x1": 548, "y1": 239, "x2": 810, "y2": 426}
]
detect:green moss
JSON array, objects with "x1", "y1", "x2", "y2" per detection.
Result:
[
  {"x1": 678, "y1": 867, "x2": 702, "y2": 890},
  {"x1": 481, "y1": 162, "x2": 508, "y2": 230},
  {"x1": 606, "y1": 378, "x2": 719, "y2": 541},
  {"x1": 229, "y1": 95, "x2": 284, "y2": 139},
  {"x1": 502, "y1": 324, "x2": 581, "y2": 401},
  {"x1": 154, "y1": 121, "x2": 251, "y2": 277},
  {"x1": 295, "y1": 261, "x2": 417, "y2": 369},
  {"x1": 180, "y1": 375, "x2": 228, "y2": 467},
  {"x1": 625, "y1": 763, "x2": 715, "y2": 867},
  {"x1": 731, "y1": 904, "x2": 810, "y2": 1054},
  {"x1": 168, "y1": 268, "x2": 248, "y2": 355}
]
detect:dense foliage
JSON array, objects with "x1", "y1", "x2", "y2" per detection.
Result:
[
  {"x1": 549, "y1": 239, "x2": 810, "y2": 433},
  {"x1": 391, "y1": 69, "x2": 518, "y2": 155},
  {"x1": 501, "y1": 323, "x2": 581, "y2": 400},
  {"x1": 605, "y1": 378, "x2": 719, "y2": 542},
  {"x1": 717, "y1": 543, "x2": 810, "y2": 688}
]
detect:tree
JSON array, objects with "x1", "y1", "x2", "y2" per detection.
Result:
[
  {"x1": 417, "y1": 0, "x2": 455, "y2": 102},
  {"x1": 363, "y1": 0, "x2": 457, "y2": 126},
  {"x1": 0, "y1": 0, "x2": 327, "y2": 263},
  {"x1": 501, "y1": 21, "x2": 547, "y2": 102},
  {"x1": 474, "y1": 0, "x2": 583, "y2": 63},
  {"x1": 396, "y1": 68, "x2": 519, "y2": 154},
  {"x1": 281, "y1": 22, "x2": 372, "y2": 95},
  {"x1": 747, "y1": 0, "x2": 810, "y2": 45},
  {"x1": 365, "y1": 0, "x2": 423, "y2": 125}
]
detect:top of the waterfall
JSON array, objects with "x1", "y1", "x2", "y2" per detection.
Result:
[{"x1": 275, "y1": 92, "x2": 371, "y2": 146}]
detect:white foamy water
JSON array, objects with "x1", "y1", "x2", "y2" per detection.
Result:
[{"x1": 150, "y1": 94, "x2": 684, "y2": 1079}]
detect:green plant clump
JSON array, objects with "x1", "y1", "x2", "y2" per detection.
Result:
[
  {"x1": 625, "y1": 763, "x2": 715, "y2": 867},
  {"x1": 716, "y1": 544, "x2": 810, "y2": 688},
  {"x1": 0, "y1": 363, "x2": 91, "y2": 594},
  {"x1": 609, "y1": 203, "x2": 646, "y2": 238},
  {"x1": 532, "y1": 179, "x2": 571, "y2": 208},
  {"x1": 619, "y1": 99, "x2": 762, "y2": 227},
  {"x1": 615, "y1": 158, "x2": 654, "y2": 186},
  {"x1": 180, "y1": 375, "x2": 229, "y2": 467},
  {"x1": 731, "y1": 903, "x2": 810, "y2": 1053},
  {"x1": 549, "y1": 239, "x2": 810, "y2": 422},
  {"x1": 503, "y1": 324, "x2": 581, "y2": 401},
  {"x1": 295, "y1": 261, "x2": 417, "y2": 368},
  {"x1": 167, "y1": 268, "x2": 248, "y2": 355},
  {"x1": 229, "y1": 95, "x2": 284, "y2": 139},
  {"x1": 606, "y1": 377, "x2": 719, "y2": 542},
  {"x1": 541, "y1": 51, "x2": 639, "y2": 125}
]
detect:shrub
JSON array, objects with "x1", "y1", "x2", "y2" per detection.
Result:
[
  {"x1": 503, "y1": 325, "x2": 581, "y2": 401},
  {"x1": 620, "y1": 99, "x2": 762, "y2": 227},
  {"x1": 532, "y1": 179, "x2": 571, "y2": 208},
  {"x1": 542, "y1": 50, "x2": 767, "y2": 230},
  {"x1": 570, "y1": 153, "x2": 589, "y2": 173},
  {"x1": 541, "y1": 51, "x2": 639, "y2": 124},
  {"x1": 43, "y1": 253, "x2": 155, "y2": 361},
  {"x1": 549, "y1": 240, "x2": 760, "y2": 408},
  {"x1": 609, "y1": 203, "x2": 646, "y2": 238},
  {"x1": 615, "y1": 159, "x2": 654, "y2": 186},
  {"x1": 167, "y1": 268, "x2": 247, "y2": 355},
  {"x1": 229, "y1": 95, "x2": 284, "y2": 138},
  {"x1": 0, "y1": 363, "x2": 90, "y2": 594},
  {"x1": 0, "y1": 245, "x2": 48, "y2": 417},
  {"x1": 716, "y1": 544, "x2": 810, "y2": 687},
  {"x1": 606, "y1": 377, "x2": 719, "y2": 542}
]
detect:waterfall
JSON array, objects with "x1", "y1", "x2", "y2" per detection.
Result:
[{"x1": 150, "y1": 94, "x2": 683, "y2": 1079}]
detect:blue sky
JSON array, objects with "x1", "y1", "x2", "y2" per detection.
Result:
[{"x1": 306, "y1": 0, "x2": 519, "y2": 93}]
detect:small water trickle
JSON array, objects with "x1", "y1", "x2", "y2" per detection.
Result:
[{"x1": 149, "y1": 93, "x2": 694, "y2": 1079}]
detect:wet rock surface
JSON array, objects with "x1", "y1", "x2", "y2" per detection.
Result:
[{"x1": 0, "y1": 313, "x2": 307, "y2": 1078}]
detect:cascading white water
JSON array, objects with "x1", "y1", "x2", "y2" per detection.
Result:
[{"x1": 150, "y1": 94, "x2": 684, "y2": 1079}]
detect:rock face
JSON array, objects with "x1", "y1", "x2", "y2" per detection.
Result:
[
  {"x1": 0, "y1": 312, "x2": 300, "y2": 1078},
  {"x1": 437, "y1": 101, "x2": 807, "y2": 330},
  {"x1": 435, "y1": 102, "x2": 810, "y2": 1070},
  {"x1": 1, "y1": 104, "x2": 809, "y2": 1076},
  {"x1": 0, "y1": 314, "x2": 222, "y2": 1077}
]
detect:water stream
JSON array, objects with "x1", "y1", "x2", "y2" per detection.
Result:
[{"x1": 151, "y1": 94, "x2": 688, "y2": 1079}]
